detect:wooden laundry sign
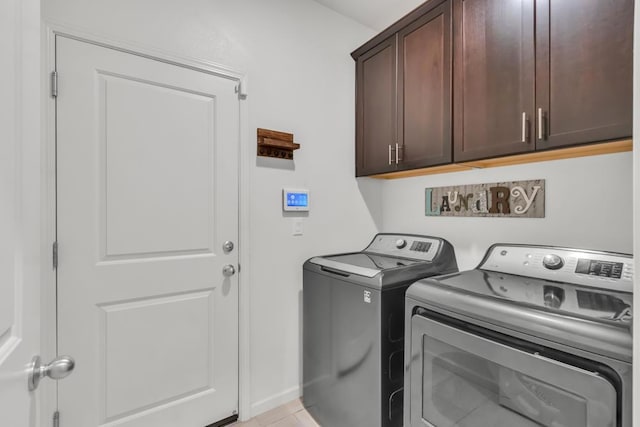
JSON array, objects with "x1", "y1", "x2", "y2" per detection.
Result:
[{"x1": 425, "y1": 180, "x2": 545, "y2": 218}]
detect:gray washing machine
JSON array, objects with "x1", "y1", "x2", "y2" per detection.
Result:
[
  {"x1": 405, "y1": 244, "x2": 633, "y2": 427},
  {"x1": 303, "y1": 233, "x2": 458, "y2": 427}
]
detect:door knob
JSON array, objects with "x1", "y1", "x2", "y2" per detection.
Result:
[
  {"x1": 28, "y1": 355, "x2": 75, "y2": 391},
  {"x1": 222, "y1": 264, "x2": 236, "y2": 277},
  {"x1": 222, "y1": 241, "x2": 234, "y2": 253}
]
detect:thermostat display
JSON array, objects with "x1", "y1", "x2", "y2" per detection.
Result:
[{"x1": 283, "y1": 189, "x2": 309, "y2": 211}]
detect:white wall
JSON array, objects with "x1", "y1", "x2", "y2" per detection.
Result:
[
  {"x1": 380, "y1": 153, "x2": 633, "y2": 271},
  {"x1": 43, "y1": 0, "x2": 379, "y2": 418}
]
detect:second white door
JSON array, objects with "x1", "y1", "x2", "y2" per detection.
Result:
[{"x1": 56, "y1": 36, "x2": 239, "y2": 427}]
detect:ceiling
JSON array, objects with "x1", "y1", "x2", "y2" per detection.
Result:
[{"x1": 313, "y1": 0, "x2": 425, "y2": 31}]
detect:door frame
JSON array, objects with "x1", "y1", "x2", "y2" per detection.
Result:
[{"x1": 42, "y1": 24, "x2": 253, "y2": 426}]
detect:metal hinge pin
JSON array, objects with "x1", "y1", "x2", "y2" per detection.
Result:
[{"x1": 51, "y1": 71, "x2": 58, "y2": 98}]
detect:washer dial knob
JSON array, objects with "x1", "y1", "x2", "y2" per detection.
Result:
[
  {"x1": 543, "y1": 254, "x2": 564, "y2": 270},
  {"x1": 395, "y1": 239, "x2": 407, "y2": 249}
]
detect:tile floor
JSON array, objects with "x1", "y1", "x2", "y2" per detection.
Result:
[{"x1": 231, "y1": 399, "x2": 320, "y2": 427}]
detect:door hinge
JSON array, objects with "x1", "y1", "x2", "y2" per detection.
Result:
[
  {"x1": 53, "y1": 411, "x2": 59, "y2": 427},
  {"x1": 51, "y1": 71, "x2": 58, "y2": 98},
  {"x1": 53, "y1": 241, "x2": 58, "y2": 269},
  {"x1": 234, "y1": 81, "x2": 247, "y2": 99}
]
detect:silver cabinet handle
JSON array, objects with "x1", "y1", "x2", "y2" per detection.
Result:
[
  {"x1": 222, "y1": 264, "x2": 236, "y2": 277},
  {"x1": 388, "y1": 145, "x2": 392, "y2": 165},
  {"x1": 395, "y1": 143, "x2": 399, "y2": 164},
  {"x1": 538, "y1": 108, "x2": 544, "y2": 140},
  {"x1": 521, "y1": 112, "x2": 528, "y2": 143},
  {"x1": 29, "y1": 355, "x2": 75, "y2": 391}
]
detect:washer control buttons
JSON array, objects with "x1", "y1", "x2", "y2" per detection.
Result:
[
  {"x1": 395, "y1": 239, "x2": 407, "y2": 249},
  {"x1": 543, "y1": 254, "x2": 564, "y2": 270},
  {"x1": 410, "y1": 241, "x2": 432, "y2": 252}
]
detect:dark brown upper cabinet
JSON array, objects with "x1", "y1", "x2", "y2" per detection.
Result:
[
  {"x1": 355, "y1": 36, "x2": 397, "y2": 176},
  {"x1": 535, "y1": 0, "x2": 633, "y2": 149},
  {"x1": 354, "y1": 0, "x2": 452, "y2": 177},
  {"x1": 353, "y1": 0, "x2": 633, "y2": 175},
  {"x1": 453, "y1": 0, "x2": 536, "y2": 162},
  {"x1": 398, "y1": 2, "x2": 452, "y2": 171},
  {"x1": 455, "y1": 0, "x2": 633, "y2": 161}
]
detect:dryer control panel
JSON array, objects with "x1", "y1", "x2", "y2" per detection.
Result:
[
  {"x1": 365, "y1": 233, "x2": 442, "y2": 261},
  {"x1": 480, "y1": 245, "x2": 633, "y2": 292}
]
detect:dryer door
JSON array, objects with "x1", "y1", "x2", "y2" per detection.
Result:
[{"x1": 406, "y1": 313, "x2": 618, "y2": 427}]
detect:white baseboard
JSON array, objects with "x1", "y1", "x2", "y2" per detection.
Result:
[{"x1": 248, "y1": 385, "x2": 301, "y2": 419}]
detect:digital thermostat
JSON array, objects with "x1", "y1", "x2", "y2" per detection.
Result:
[{"x1": 283, "y1": 188, "x2": 309, "y2": 211}]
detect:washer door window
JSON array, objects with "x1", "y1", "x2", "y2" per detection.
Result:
[{"x1": 408, "y1": 315, "x2": 617, "y2": 427}]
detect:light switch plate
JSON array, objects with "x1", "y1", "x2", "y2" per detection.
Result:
[{"x1": 292, "y1": 218, "x2": 303, "y2": 236}]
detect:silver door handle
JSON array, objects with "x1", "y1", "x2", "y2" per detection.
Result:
[
  {"x1": 538, "y1": 108, "x2": 544, "y2": 140},
  {"x1": 222, "y1": 264, "x2": 236, "y2": 277},
  {"x1": 28, "y1": 355, "x2": 75, "y2": 391},
  {"x1": 521, "y1": 112, "x2": 528, "y2": 143},
  {"x1": 388, "y1": 145, "x2": 392, "y2": 165},
  {"x1": 395, "y1": 143, "x2": 399, "y2": 164}
]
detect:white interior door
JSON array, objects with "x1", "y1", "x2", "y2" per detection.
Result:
[
  {"x1": 56, "y1": 36, "x2": 239, "y2": 427},
  {"x1": 0, "y1": 0, "x2": 41, "y2": 426}
]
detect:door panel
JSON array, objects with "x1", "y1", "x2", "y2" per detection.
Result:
[
  {"x1": 535, "y1": 0, "x2": 633, "y2": 149},
  {"x1": 0, "y1": 0, "x2": 40, "y2": 425},
  {"x1": 453, "y1": 0, "x2": 535, "y2": 161},
  {"x1": 101, "y1": 292, "x2": 214, "y2": 420},
  {"x1": 99, "y1": 74, "x2": 216, "y2": 258},
  {"x1": 56, "y1": 36, "x2": 239, "y2": 427},
  {"x1": 398, "y1": 1, "x2": 452, "y2": 169},
  {"x1": 356, "y1": 36, "x2": 397, "y2": 176}
]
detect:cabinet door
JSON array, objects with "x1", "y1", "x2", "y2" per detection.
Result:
[
  {"x1": 398, "y1": 0, "x2": 452, "y2": 170},
  {"x1": 535, "y1": 0, "x2": 633, "y2": 149},
  {"x1": 356, "y1": 36, "x2": 397, "y2": 176},
  {"x1": 453, "y1": 0, "x2": 535, "y2": 162}
]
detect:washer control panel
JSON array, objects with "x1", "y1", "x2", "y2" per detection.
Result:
[
  {"x1": 481, "y1": 245, "x2": 633, "y2": 292},
  {"x1": 365, "y1": 234, "x2": 441, "y2": 261}
]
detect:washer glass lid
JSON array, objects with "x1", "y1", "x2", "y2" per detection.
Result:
[
  {"x1": 324, "y1": 252, "x2": 423, "y2": 271},
  {"x1": 430, "y1": 269, "x2": 633, "y2": 324}
]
